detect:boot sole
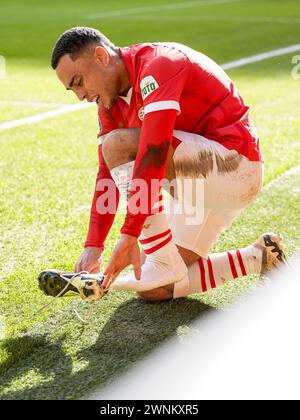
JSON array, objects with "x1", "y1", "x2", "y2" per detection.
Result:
[{"x1": 38, "y1": 270, "x2": 80, "y2": 297}]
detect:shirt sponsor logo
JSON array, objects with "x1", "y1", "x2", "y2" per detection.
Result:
[{"x1": 140, "y1": 75, "x2": 159, "y2": 100}]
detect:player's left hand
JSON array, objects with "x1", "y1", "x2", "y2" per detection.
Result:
[{"x1": 102, "y1": 234, "x2": 141, "y2": 288}]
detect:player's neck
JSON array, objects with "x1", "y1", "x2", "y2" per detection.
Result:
[{"x1": 116, "y1": 58, "x2": 130, "y2": 95}]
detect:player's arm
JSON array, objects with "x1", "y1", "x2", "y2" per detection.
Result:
[
  {"x1": 121, "y1": 108, "x2": 177, "y2": 237},
  {"x1": 76, "y1": 143, "x2": 120, "y2": 273},
  {"x1": 76, "y1": 105, "x2": 120, "y2": 273},
  {"x1": 85, "y1": 143, "x2": 120, "y2": 249},
  {"x1": 102, "y1": 54, "x2": 189, "y2": 284},
  {"x1": 122, "y1": 57, "x2": 188, "y2": 236},
  {"x1": 102, "y1": 109, "x2": 177, "y2": 285}
]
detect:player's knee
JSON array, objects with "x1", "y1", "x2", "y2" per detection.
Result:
[
  {"x1": 102, "y1": 128, "x2": 139, "y2": 169},
  {"x1": 137, "y1": 284, "x2": 174, "y2": 302}
]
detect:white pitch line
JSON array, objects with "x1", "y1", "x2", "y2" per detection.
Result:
[
  {"x1": 0, "y1": 100, "x2": 71, "y2": 108},
  {"x1": 1, "y1": 42, "x2": 300, "y2": 133},
  {"x1": 264, "y1": 164, "x2": 300, "y2": 191},
  {"x1": 117, "y1": 15, "x2": 300, "y2": 24},
  {"x1": 198, "y1": 15, "x2": 300, "y2": 24},
  {"x1": 0, "y1": 103, "x2": 93, "y2": 132},
  {"x1": 86, "y1": 0, "x2": 242, "y2": 19},
  {"x1": 222, "y1": 43, "x2": 300, "y2": 70}
]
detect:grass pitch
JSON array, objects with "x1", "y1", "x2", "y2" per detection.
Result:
[{"x1": 0, "y1": 0, "x2": 300, "y2": 399}]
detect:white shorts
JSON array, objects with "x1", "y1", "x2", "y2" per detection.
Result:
[{"x1": 166, "y1": 130, "x2": 264, "y2": 258}]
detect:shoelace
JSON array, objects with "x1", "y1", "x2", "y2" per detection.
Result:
[
  {"x1": 75, "y1": 274, "x2": 115, "y2": 323},
  {"x1": 279, "y1": 251, "x2": 291, "y2": 271},
  {"x1": 34, "y1": 272, "x2": 117, "y2": 323},
  {"x1": 34, "y1": 271, "x2": 94, "y2": 323},
  {"x1": 73, "y1": 301, "x2": 95, "y2": 324}
]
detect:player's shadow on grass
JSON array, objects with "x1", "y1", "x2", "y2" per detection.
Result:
[
  {"x1": 0, "y1": 296, "x2": 211, "y2": 400},
  {"x1": 0, "y1": 334, "x2": 73, "y2": 398}
]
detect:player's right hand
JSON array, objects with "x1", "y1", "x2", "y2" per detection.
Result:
[{"x1": 75, "y1": 247, "x2": 103, "y2": 274}]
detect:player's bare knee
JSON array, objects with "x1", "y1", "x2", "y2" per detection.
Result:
[
  {"x1": 138, "y1": 284, "x2": 174, "y2": 302},
  {"x1": 102, "y1": 128, "x2": 140, "y2": 169}
]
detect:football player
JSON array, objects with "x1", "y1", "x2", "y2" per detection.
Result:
[{"x1": 39, "y1": 27, "x2": 287, "y2": 304}]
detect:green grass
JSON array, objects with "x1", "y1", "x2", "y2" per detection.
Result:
[{"x1": 0, "y1": 0, "x2": 300, "y2": 399}]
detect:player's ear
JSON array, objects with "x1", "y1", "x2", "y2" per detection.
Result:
[{"x1": 94, "y1": 46, "x2": 110, "y2": 66}]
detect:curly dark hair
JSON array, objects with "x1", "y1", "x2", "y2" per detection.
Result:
[{"x1": 51, "y1": 26, "x2": 118, "y2": 69}]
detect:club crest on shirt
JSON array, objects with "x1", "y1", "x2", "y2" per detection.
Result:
[
  {"x1": 140, "y1": 75, "x2": 159, "y2": 100},
  {"x1": 138, "y1": 107, "x2": 145, "y2": 121}
]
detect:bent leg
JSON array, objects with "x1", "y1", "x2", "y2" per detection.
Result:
[
  {"x1": 137, "y1": 239, "x2": 265, "y2": 302},
  {"x1": 102, "y1": 128, "x2": 266, "y2": 303},
  {"x1": 102, "y1": 127, "x2": 176, "y2": 179},
  {"x1": 101, "y1": 128, "x2": 140, "y2": 169},
  {"x1": 138, "y1": 130, "x2": 264, "y2": 302}
]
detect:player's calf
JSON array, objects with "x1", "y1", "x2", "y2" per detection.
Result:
[{"x1": 138, "y1": 284, "x2": 174, "y2": 302}]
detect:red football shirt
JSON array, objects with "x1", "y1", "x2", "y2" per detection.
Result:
[{"x1": 85, "y1": 42, "x2": 262, "y2": 249}]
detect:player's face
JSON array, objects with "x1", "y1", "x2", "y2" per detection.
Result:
[{"x1": 56, "y1": 47, "x2": 121, "y2": 109}]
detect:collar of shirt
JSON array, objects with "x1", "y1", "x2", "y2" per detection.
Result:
[{"x1": 119, "y1": 86, "x2": 133, "y2": 105}]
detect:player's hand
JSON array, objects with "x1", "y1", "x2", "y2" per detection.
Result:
[
  {"x1": 75, "y1": 247, "x2": 103, "y2": 274},
  {"x1": 102, "y1": 234, "x2": 141, "y2": 288}
]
